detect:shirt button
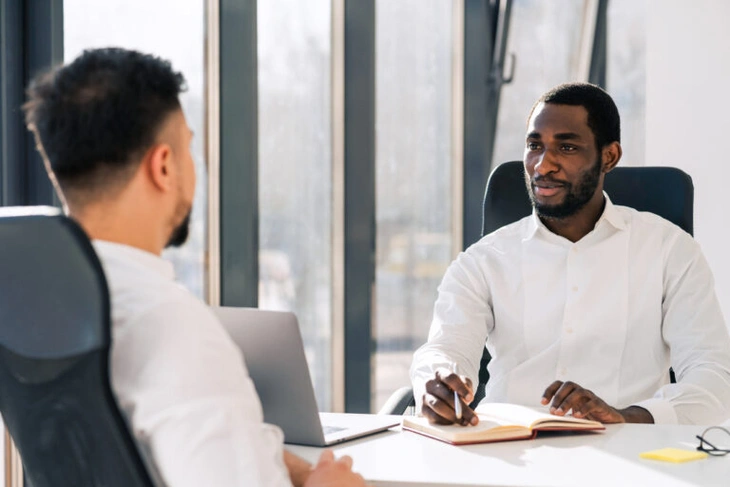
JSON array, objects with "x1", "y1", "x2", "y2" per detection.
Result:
[
  {"x1": 566, "y1": 327, "x2": 573, "y2": 334},
  {"x1": 560, "y1": 368, "x2": 568, "y2": 376},
  {"x1": 572, "y1": 286, "x2": 578, "y2": 292}
]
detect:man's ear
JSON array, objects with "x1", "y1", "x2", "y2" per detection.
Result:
[
  {"x1": 601, "y1": 141, "x2": 622, "y2": 174},
  {"x1": 145, "y1": 143, "x2": 175, "y2": 192}
]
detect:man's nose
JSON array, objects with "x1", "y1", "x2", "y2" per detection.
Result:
[{"x1": 534, "y1": 150, "x2": 559, "y2": 175}]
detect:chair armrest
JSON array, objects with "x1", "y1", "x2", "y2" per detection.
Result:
[{"x1": 378, "y1": 386, "x2": 416, "y2": 415}]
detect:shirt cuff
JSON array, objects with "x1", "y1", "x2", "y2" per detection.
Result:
[{"x1": 632, "y1": 398, "x2": 678, "y2": 425}]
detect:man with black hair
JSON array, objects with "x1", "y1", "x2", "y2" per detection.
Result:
[
  {"x1": 25, "y1": 47, "x2": 366, "y2": 487},
  {"x1": 411, "y1": 82, "x2": 730, "y2": 427}
]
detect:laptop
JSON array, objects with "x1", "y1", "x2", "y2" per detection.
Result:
[{"x1": 213, "y1": 307, "x2": 400, "y2": 446}]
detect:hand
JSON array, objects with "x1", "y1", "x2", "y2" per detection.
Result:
[
  {"x1": 541, "y1": 380, "x2": 624, "y2": 423},
  {"x1": 421, "y1": 367, "x2": 479, "y2": 426},
  {"x1": 304, "y1": 450, "x2": 369, "y2": 487},
  {"x1": 541, "y1": 380, "x2": 653, "y2": 424}
]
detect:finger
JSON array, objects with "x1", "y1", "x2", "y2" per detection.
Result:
[
  {"x1": 423, "y1": 391, "x2": 461, "y2": 424},
  {"x1": 549, "y1": 381, "x2": 580, "y2": 413},
  {"x1": 541, "y1": 380, "x2": 564, "y2": 405},
  {"x1": 426, "y1": 379, "x2": 458, "y2": 409},
  {"x1": 424, "y1": 384, "x2": 479, "y2": 426},
  {"x1": 316, "y1": 449, "x2": 335, "y2": 466},
  {"x1": 453, "y1": 394, "x2": 480, "y2": 426},
  {"x1": 552, "y1": 387, "x2": 591, "y2": 415},
  {"x1": 336, "y1": 454, "x2": 354, "y2": 469},
  {"x1": 435, "y1": 368, "x2": 474, "y2": 402},
  {"x1": 421, "y1": 400, "x2": 454, "y2": 425}
]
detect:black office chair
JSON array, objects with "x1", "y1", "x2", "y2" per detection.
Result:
[
  {"x1": 0, "y1": 207, "x2": 153, "y2": 486},
  {"x1": 379, "y1": 161, "x2": 693, "y2": 415}
]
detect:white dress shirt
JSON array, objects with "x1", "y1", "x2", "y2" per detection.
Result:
[
  {"x1": 411, "y1": 195, "x2": 730, "y2": 425},
  {"x1": 94, "y1": 241, "x2": 292, "y2": 486}
]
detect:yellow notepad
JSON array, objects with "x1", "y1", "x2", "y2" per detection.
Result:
[{"x1": 639, "y1": 448, "x2": 708, "y2": 463}]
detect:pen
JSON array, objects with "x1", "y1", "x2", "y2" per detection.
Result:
[{"x1": 453, "y1": 363, "x2": 462, "y2": 421}]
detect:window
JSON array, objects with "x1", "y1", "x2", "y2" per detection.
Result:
[
  {"x1": 374, "y1": 0, "x2": 455, "y2": 411},
  {"x1": 607, "y1": 0, "x2": 647, "y2": 166},
  {"x1": 257, "y1": 0, "x2": 334, "y2": 411},
  {"x1": 492, "y1": 0, "x2": 588, "y2": 167},
  {"x1": 64, "y1": 0, "x2": 208, "y2": 298}
]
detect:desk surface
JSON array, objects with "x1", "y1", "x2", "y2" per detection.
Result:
[{"x1": 286, "y1": 423, "x2": 729, "y2": 487}]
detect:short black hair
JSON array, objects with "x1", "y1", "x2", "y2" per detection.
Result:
[
  {"x1": 529, "y1": 82, "x2": 621, "y2": 150},
  {"x1": 24, "y1": 47, "x2": 186, "y2": 201}
]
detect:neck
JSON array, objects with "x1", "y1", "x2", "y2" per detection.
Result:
[
  {"x1": 70, "y1": 201, "x2": 166, "y2": 256},
  {"x1": 539, "y1": 191, "x2": 606, "y2": 243}
]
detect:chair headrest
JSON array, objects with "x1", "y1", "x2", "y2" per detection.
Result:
[
  {"x1": 0, "y1": 207, "x2": 109, "y2": 359},
  {"x1": 482, "y1": 161, "x2": 694, "y2": 236}
]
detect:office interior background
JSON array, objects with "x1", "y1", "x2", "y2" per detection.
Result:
[{"x1": 1, "y1": 0, "x2": 729, "y2": 482}]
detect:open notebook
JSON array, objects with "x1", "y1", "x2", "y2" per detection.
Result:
[{"x1": 402, "y1": 403, "x2": 605, "y2": 445}]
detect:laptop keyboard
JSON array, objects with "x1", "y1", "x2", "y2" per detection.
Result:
[{"x1": 322, "y1": 425, "x2": 348, "y2": 436}]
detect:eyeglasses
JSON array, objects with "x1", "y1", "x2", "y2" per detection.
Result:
[{"x1": 696, "y1": 426, "x2": 730, "y2": 456}]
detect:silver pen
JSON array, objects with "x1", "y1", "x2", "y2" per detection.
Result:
[{"x1": 453, "y1": 363, "x2": 462, "y2": 421}]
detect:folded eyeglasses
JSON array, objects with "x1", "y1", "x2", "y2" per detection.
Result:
[{"x1": 696, "y1": 426, "x2": 730, "y2": 456}]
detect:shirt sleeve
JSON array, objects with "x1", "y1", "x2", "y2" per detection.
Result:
[
  {"x1": 634, "y1": 231, "x2": 730, "y2": 425},
  {"x1": 410, "y1": 248, "x2": 492, "y2": 411},
  {"x1": 110, "y1": 298, "x2": 293, "y2": 487}
]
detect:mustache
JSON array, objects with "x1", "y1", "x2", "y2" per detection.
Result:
[{"x1": 531, "y1": 175, "x2": 569, "y2": 186}]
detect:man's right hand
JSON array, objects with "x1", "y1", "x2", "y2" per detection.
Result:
[
  {"x1": 304, "y1": 450, "x2": 369, "y2": 487},
  {"x1": 421, "y1": 367, "x2": 479, "y2": 426}
]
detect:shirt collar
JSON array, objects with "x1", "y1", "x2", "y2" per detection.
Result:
[
  {"x1": 93, "y1": 240, "x2": 175, "y2": 280},
  {"x1": 525, "y1": 191, "x2": 626, "y2": 240}
]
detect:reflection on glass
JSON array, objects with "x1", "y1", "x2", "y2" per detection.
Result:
[
  {"x1": 375, "y1": 0, "x2": 454, "y2": 412},
  {"x1": 258, "y1": 0, "x2": 333, "y2": 411},
  {"x1": 63, "y1": 0, "x2": 207, "y2": 298},
  {"x1": 492, "y1": 0, "x2": 586, "y2": 167},
  {"x1": 607, "y1": 0, "x2": 647, "y2": 166}
]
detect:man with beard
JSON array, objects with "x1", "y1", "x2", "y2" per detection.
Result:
[
  {"x1": 24, "y1": 48, "x2": 367, "y2": 487},
  {"x1": 411, "y1": 82, "x2": 730, "y2": 426}
]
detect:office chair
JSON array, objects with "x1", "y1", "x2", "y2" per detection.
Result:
[
  {"x1": 379, "y1": 161, "x2": 693, "y2": 415},
  {"x1": 0, "y1": 207, "x2": 154, "y2": 487}
]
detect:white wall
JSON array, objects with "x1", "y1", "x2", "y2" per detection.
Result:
[{"x1": 646, "y1": 0, "x2": 730, "y2": 321}]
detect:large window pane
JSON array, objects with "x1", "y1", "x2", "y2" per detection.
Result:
[
  {"x1": 607, "y1": 0, "x2": 647, "y2": 166},
  {"x1": 64, "y1": 0, "x2": 207, "y2": 298},
  {"x1": 374, "y1": 0, "x2": 454, "y2": 412},
  {"x1": 258, "y1": 0, "x2": 333, "y2": 411},
  {"x1": 492, "y1": 0, "x2": 587, "y2": 167}
]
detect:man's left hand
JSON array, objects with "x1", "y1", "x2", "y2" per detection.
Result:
[{"x1": 541, "y1": 380, "x2": 653, "y2": 424}]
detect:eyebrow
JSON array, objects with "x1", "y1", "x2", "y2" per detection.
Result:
[{"x1": 526, "y1": 131, "x2": 583, "y2": 141}]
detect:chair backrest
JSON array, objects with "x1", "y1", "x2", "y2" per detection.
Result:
[
  {"x1": 0, "y1": 207, "x2": 153, "y2": 487},
  {"x1": 470, "y1": 162, "x2": 693, "y2": 406},
  {"x1": 482, "y1": 160, "x2": 694, "y2": 236}
]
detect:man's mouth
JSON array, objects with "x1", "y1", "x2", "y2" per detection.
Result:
[{"x1": 532, "y1": 181, "x2": 566, "y2": 198}]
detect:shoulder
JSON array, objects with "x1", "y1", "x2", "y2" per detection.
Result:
[
  {"x1": 466, "y1": 216, "x2": 533, "y2": 256},
  {"x1": 616, "y1": 205, "x2": 696, "y2": 249},
  {"x1": 615, "y1": 206, "x2": 703, "y2": 273}
]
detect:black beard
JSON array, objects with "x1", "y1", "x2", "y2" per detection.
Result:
[
  {"x1": 166, "y1": 210, "x2": 191, "y2": 248},
  {"x1": 526, "y1": 157, "x2": 602, "y2": 219}
]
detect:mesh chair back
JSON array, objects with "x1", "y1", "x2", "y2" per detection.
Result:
[{"x1": 0, "y1": 207, "x2": 153, "y2": 487}]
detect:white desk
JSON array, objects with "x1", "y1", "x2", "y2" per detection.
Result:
[{"x1": 287, "y1": 423, "x2": 729, "y2": 486}]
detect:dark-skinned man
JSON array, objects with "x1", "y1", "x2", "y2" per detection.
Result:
[{"x1": 411, "y1": 82, "x2": 730, "y2": 426}]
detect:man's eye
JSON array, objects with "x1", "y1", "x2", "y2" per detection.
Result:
[
  {"x1": 526, "y1": 142, "x2": 541, "y2": 150},
  {"x1": 561, "y1": 144, "x2": 577, "y2": 152}
]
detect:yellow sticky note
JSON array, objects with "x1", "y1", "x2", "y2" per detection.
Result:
[{"x1": 639, "y1": 448, "x2": 708, "y2": 463}]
